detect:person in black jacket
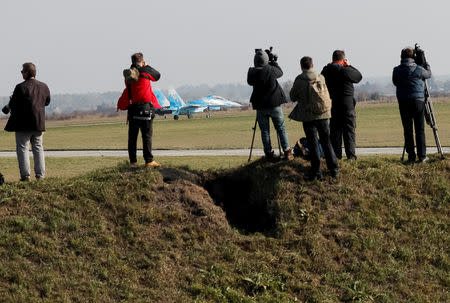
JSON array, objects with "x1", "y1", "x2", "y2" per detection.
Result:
[
  {"x1": 321, "y1": 50, "x2": 362, "y2": 160},
  {"x1": 392, "y1": 47, "x2": 431, "y2": 163},
  {"x1": 3, "y1": 62, "x2": 50, "y2": 181},
  {"x1": 247, "y1": 49, "x2": 292, "y2": 159}
]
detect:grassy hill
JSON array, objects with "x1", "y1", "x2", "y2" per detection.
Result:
[{"x1": 0, "y1": 156, "x2": 448, "y2": 302}]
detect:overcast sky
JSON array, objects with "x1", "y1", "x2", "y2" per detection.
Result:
[{"x1": 0, "y1": 0, "x2": 448, "y2": 95}]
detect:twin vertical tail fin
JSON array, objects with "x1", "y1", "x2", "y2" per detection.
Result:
[
  {"x1": 168, "y1": 89, "x2": 186, "y2": 109},
  {"x1": 153, "y1": 90, "x2": 170, "y2": 108}
]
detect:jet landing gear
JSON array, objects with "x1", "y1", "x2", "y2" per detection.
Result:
[
  {"x1": 174, "y1": 115, "x2": 179, "y2": 120},
  {"x1": 187, "y1": 114, "x2": 193, "y2": 119}
]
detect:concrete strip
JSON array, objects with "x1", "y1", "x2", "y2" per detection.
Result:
[{"x1": 0, "y1": 147, "x2": 448, "y2": 157}]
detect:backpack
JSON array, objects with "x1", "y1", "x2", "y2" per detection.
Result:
[
  {"x1": 0, "y1": 173, "x2": 4, "y2": 186},
  {"x1": 123, "y1": 67, "x2": 140, "y2": 84},
  {"x1": 117, "y1": 68, "x2": 140, "y2": 111},
  {"x1": 293, "y1": 137, "x2": 324, "y2": 159},
  {"x1": 309, "y1": 76, "x2": 331, "y2": 115},
  {"x1": 118, "y1": 67, "x2": 153, "y2": 111}
]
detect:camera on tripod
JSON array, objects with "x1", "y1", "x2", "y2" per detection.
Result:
[{"x1": 414, "y1": 44, "x2": 427, "y2": 67}]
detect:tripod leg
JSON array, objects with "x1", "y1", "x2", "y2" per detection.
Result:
[
  {"x1": 277, "y1": 132, "x2": 282, "y2": 157},
  {"x1": 248, "y1": 117, "x2": 258, "y2": 162},
  {"x1": 401, "y1": 144, "x2": 406, "y2": 162}
]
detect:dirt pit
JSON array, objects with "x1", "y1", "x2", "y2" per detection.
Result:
[{"x1": 159, "y1": 160, "x2": 287, "y2": 234}]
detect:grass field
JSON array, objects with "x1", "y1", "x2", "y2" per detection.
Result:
[{"x1": 0, "y1": 100, "x2": 449, "y2": 151}]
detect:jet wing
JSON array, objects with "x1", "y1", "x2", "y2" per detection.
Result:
[
  {"x1": 178, "y1": 104, "x2": 206, "y2": 115},
  {"x1": 204, "y1": 95, "x2": 242, "y2": 108}
]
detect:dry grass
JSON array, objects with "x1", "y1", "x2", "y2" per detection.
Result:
[{"x1": 0, "y1": 155, "x2": 448, "y2": 302}]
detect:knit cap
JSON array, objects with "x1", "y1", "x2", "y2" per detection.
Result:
[{"x1": 254, "y1": 50, "x2": 269, "y2": 67}]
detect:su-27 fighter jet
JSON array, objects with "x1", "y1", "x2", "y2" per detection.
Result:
[
  {"x1": 153, "y1": 90, "x2": 172, "y2": 116},
  {"x1": 154, "y1": 88, "x2": 241, "y2": 120}
]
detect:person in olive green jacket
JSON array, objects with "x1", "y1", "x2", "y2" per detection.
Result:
[{"x1": 289, "y1": 56, "x2": 338, "y2": 180}]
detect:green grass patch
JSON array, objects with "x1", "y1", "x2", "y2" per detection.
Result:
[
  {"x1": 1, "y1": 100, "x2": 449, "y2": 150},
  {"x1": 0, "y1": 156, "x2": 449, "y2": 302}
]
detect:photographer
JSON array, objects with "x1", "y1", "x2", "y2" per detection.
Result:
[
  {"x1": 117, "y1": 52, "x2": 161, "y2": 168},
  {"x1": 321, "y1": 50, "x2": 362, "y2": 160},
  {"x1": 393, "y1": 47, "x2": 432, "y2": 163},
  {"x1": 247, "y1": 48, "x2": 292, "y2": 160},
  {"x1": 3, "y1": 62, "x2": 50, "y2": 181},
  {"x1": 290, "y1": 56, "x2": 338, "y2": 180}
]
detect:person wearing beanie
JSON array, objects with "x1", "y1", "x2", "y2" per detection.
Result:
[{"x1": 247, "y1": 49, "x2": 292, "y2": 160}]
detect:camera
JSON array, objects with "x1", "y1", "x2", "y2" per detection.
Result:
[
  {"x1": 414, "y1": 43, "x2": 427, "y2": 67},
  {"x1": 2, "y1": 95, "x2": 12, "y2": 114},
  {"x1": 254, "y1": 47, "x2": 278, "y2": 62},
  {"x1": 265, "y1": 46, "x2": 278, "y2": 62},
  {"x1": 2, "y1": 104, "x2": 10, "y2": 115}
]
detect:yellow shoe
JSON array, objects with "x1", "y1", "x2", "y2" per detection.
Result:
[{"x1": 145, "y1": 161, "x2": 161, "y2": 168}]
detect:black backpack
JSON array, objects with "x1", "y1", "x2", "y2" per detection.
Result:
[{"x1": 0, "y1": 173, "x2": 4, "y2": 185}]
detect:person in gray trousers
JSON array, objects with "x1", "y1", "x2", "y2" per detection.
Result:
[{"x1": 3, "y1": 62, "x2": 50, "y2": 181}]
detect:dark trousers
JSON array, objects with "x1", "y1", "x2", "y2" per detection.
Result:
[
  {"x1": 128, "y1": 103, "x2": 154, "y2": 163},
  {"x1": 303, "y1": 119, "x2": 339, "y2": 176},
  {"x1": 128, "y1": 118, "x2": 153, "y2": 163},
  {"x1": 398, "y1": 99, "x2": 426, "y2": 160},
  {"x1": 330, "y1": 107, "x2": 356, "y2": 159}
]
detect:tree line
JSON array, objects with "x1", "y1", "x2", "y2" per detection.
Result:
[{"x1": 1, "y1": 76, "x2": 450, "y2": 118}]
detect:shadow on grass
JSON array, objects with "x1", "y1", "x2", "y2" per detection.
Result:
[{"x1": 203, "y1": 158, "x2": 308, "y2": 235}]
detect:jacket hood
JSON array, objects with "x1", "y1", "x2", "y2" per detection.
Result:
[
  {"x1": 299, "y1": 70, "x2": 318, "y2": 81},
  {"x1": 326, "y1": 62, "x2": 343, "y2": 70},
  {"x1": 254, "y1": 50, "x2": 269, "y2": 67},
  {"x1": 400, "y1": 58, "x2": 416, "y2": 66}
]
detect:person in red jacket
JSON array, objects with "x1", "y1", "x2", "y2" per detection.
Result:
[{"x1": 118, "y1": 52, "x2": 161, "y2": 167}]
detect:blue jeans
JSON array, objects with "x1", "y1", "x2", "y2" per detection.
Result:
[
  {"x1": 256, "y1": 107, "x2": 290, "y2": 154},
  {"x1": 15, "y1": 131, "x2": 46, "y2": 179}
]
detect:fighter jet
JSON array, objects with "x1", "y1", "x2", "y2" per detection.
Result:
[
  {"x1": 166, "y1": 89, "x2": 241, "y2": 120},
  {"x1": 154, "y1": 90, "x2": 173, "y2": 117}
]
